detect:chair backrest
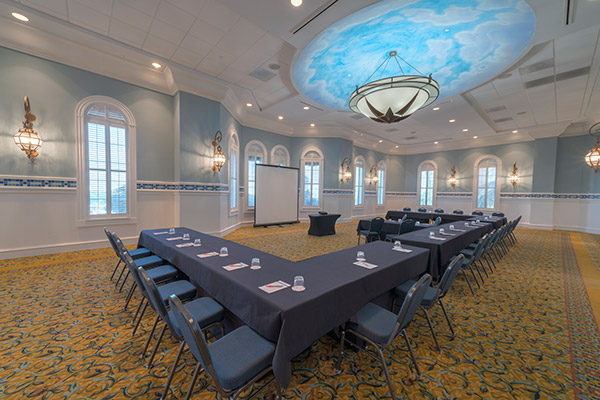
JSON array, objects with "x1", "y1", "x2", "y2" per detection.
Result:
[
  {"x1": 434, "y1": 208, "x2": 444, "y2": 213},
  {"x1": 453, "y1": 209, "x2": 463, "y2": 214},
  {"x1": 472, "y1": 211, "x2": 483, "y2": 216},
  {"x1": 471, "y1": 233, "x2": 488, "y2": 259},
  {"x1": 433, "y1": 216, "x2": 442, "y2": 226},
  {"x1": 138, "y1": 266, "x2": 176, "y2": 334},
  {"x1": 169, "y1": 294, "x2": 227, "y2": 395},
  {"x1": 399, "y1": 219, "x2": 416, "y2": 234},
  {"x1": 438, "y1": 254, "x2": 465, "y2": 297},
  {"x1": 387, "y1": 274, "x2": 432, "y2": 346},
  {"x1": 418, "y1": 207, "x2": 427, "y2": 212},
  {"x1": 114, "y1": 235, "x2": 147, "y2": 297},
  {"x1": 492, "y1": 212, "x2": 505, "y2": 217},
  {"x1": 403, "y1": 207, "x2": 411, "y2": 212},
  {"x1": 370, "y1": 217, "x2": 385, "y2": 233},
  {"x1": 400, "y1": 214, "x2": 407, "y2": 223},
  {"x1": 104, "y1": 228, "x2": 120, "y2": 257}
]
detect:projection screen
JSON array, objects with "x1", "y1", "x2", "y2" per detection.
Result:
[{"x1": 254, "y1": 164, "x2": 299, "y2": 227}]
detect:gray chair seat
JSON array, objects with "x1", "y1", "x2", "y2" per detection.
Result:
[
  {"x1": 348, "y1": 302, "x2": 398, "y2": 344},
  {"x1": 130, "y1": 247, "x2": 152, "y2": 258},
  {"x1": 385, "y1": 234, "x2": 401, "y2": 241},
  {"x1": 167, "y1": 297, "x2": 225, "y2": 337},
  {"x1": 394, "y1": 281, "x2": 437, "y2": 307},
  {"x1": 158, "y1": 280, "x2": 196, "y2": 303},
  {"x1": 460, "y1": 248, "x2": 476, "y2": 258},
  {"x1": 146, "y1": 264, "x2": 178, "y2": 282},
  {"x1": 135, "y1": 255, "x2": 165, "y2": 269},
  {"x1": 208, "y1": 325, "x2": 276, "y2": 391}
]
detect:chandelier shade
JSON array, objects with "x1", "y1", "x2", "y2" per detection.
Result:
[
  {"x1": 14, "y1": 96, "x2": 42, "y2": 162},
  {"x1": 586, "y1": 122, "x2": 600, "y2": 173}
]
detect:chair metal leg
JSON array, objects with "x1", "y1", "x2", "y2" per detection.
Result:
[
  {"x1": 472, "y1": 262, "x2": 485, "y2": 284},
  {"x1": 376, "y1": 346, "x2": 396, "y2": 400},
  {"x1": 461, "y1": 269, "x2": 475, "y2": 296},
  {"x1": 469, "y1": 265, "x2": 481, "y2": 288},
  {"x1": 422, "y1": 308, "x2": 441, "y2": 353},
  {"x1": 141, "y1": 315, "x2": 160, "y2": 360},
  {"x1": 124, "y1": 283, "x2": 136, "y2": 310},
  {"x1": 438, "y1": 298, "x2": 455, "y2": 337},
  {"x1": 110, "y1": 259, "x2": 122, "y2": 280},
  {"x1": 401, "y1": 329, "x2": 421, "y2": 378},
  {"x1": 336, "y1": 328, "x2": 346, "y2": 372},
  {"x1": 147, "y1": 323, "x2": 167, "y2": 368},
  {"x1": 119, "y1": 270, "x2": 130, "y2": 292},
  {"x1": 275, "y1": 381, "x2": 282, "y2": 399},
  {"x1": 115, "y1": 265, "x2": 127, "y2": 288},
  {"x1": 185, "y1": 362, "x2": 203, "y2": 400},
  {"x1": 131, "y1": 296, "x2": 144, "y2": 320},
  {"x1": 477, "y1": 260, "x2": 489, "y2": 278},
  {"x1": 132, "y1": 301, "x2": 148, "y2": 337},
  {"x1": 484, "y1": 255, "x2": 495, "y2": 273},
  {"x1": 160, "y1": 340, "x2": 185, "y2": 400}
]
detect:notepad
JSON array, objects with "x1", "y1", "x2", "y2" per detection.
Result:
[
  {"x1": 392, "y1": 247, "x2": 413, "y2": 253},
  {"x1": 176, "y1": 242, "x2": 194, "y2": 248},
  {"x1": 197, "y1": 252, "x2": 218, "y2": 258},
  {"x1": 450, "y1": 228, "x2": 466, "y2": 232},
  {"x1": 429, "y1": 236, "x2": 447, "y2": 241},
  {"x1": 439, "y1": 232, "x2": 456, "y2": 236},
  {"x1": 166, "y1": 236, "x2": 183, "y2": 241},
  {"x1": 259, "y1": 281, "x2": 291, "y2": 294},
  {"x1": 153, "y1": 231, "x2": 169, "y2": 235},
  {"x1": 353, "y1": 261, "x2": 379, "y2": 269},
  {"x1": 223, "y1": 262, "x2": 248, "y2": 271}
]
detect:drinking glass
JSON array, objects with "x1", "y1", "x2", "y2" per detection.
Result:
[
  {"x1": 394, "y1": 240, "x2": 402, "y2": 249},
  {"x1": 193, "y1": 238, "x2": 201, "y2": 246},
  {"x1": 415, "y1": 221, "x2": 420, "y2": 225},
  {"x1": 464, "y1": 222, "x2": 469, "y2": 227},
  {"x1": 356, "y1": 251, "x2": 365, "y2": 261},
  {"x1": 169, "y1": 228, "x2": 175, "y2": 235},
  {"x1": 476, "y1": 219, "x2": 480, "y2": 224},
  {"x1": 429, "y1": 231, "x2": 435, "y2": 238},
  {"x1": 219, "y1": 247, "x2": 228, "y2": 257},
  {"x1": 293, "y1": 275, "x2": 305, "y2": 291},
  {"x1": 439, "y1": 228, "x2": 444, "y2": 234},
  {"x1": 251, "y1": 257, "x2": 261, "y2": 270},
  {"x1": 449, "y1": 225, "x2": 454, "y2": 230},
  {"x1": 182, "y1": 233, "x2": 190, "y2": 240}
]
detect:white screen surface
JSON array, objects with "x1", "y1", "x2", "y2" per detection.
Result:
[{"x1": 254, "y1": 164, "x2": 299, "y2": 226}]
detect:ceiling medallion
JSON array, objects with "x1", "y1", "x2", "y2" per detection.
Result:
[{"x1": 348, "y1": 51, "x2": 439, "y2": 124}]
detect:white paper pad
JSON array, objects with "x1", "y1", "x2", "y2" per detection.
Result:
[
  {"x1": 450, "y1": 228, "x2": 466, "y2": 232},
  {"x1": 197, "y1": 252, "x2": 219, "y2": 258},
  {"x1": 353, "y1": 261, "x2": 379, "y2": 269},
  {"x1": 176, "y1": 242, "x2": 194, "y2": 248},
  {"x1": 259, "y1": 280, "x2": 291, "y2": 294},
  {"x1": 166, "y1": 236, "x2": 183, "y2": 241},
  {"x1": 223, "y1": 262, "x2": 248, "y2": 271},
  {"x1": 153, "y1": 231, "x2": 169, "y2": 235},
  {"x1": 429, "y1": 236, "x2": 447, "y2": 241},
  {"x1": 392, "y1": 247, "x2": 413, "y2": 253},
  {"x1": 439, "y1": 232, "x2": 456, "y2": 236}
]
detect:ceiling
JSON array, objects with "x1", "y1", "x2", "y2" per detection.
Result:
[{"x1": 0, "y1": 0, "x2": 599, "y2": 155}]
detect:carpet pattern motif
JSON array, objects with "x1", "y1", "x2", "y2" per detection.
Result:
[{"x1": 0, "y1": 228, "x2": 599, "y2": 399}]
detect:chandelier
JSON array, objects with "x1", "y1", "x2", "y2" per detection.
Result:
[
  {"x1": 211, "y1": 130, "x2": 226, "y2": 174},
  {"x1": 349, "y1": 51, "x2": 439, "y2": 124},
  {"x1": 585, "y1": 122, "x2": 600, "y2": 173},
  {"x1": 14, "y1": 96, "x2": 42, "y2": 162}
]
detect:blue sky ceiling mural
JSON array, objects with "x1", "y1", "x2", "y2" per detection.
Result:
[{"x1": 294, "y1": 0, "x2": 536, "y2": 111}]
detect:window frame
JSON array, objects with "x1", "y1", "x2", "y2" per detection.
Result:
[
  {"x1": 76, "y1": 95, "x2": 137, "y2": 226},
  {"x1": 301, "y1": 148, "x2": 324, "y2": 210},
  {"x1": 270, "y1": 144, "x2": 290, "y2": 167},
  {"x1": 473, "y1": 155, "x2": 502, "y2": 211},
  {"x1": 244, "y1": 140, "x2": 267, "y2": 210},
  {"x1": 376, "y1": 160, "x2": 386, "y2": 207},
  {"x1": 354, "y1": 156, "x2": 365, "y2": 208},
  {"x1": 229, "y1": 132, "x2": 239, "y2": 215},
  {"x1": 417, "y1": 160, "x2": 438, "y2": 209}
]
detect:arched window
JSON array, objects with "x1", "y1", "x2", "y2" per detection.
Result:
[
  {"x1": 245, "y1": 140, "x2": 267, "y2": 208},
  {"x1": 474, "y1": 156, "x2": 501, "y2": 210},
  {"x1": 270, "y1": 145, "x2": 290, "y2": 167},
  {"x1": 76, "y1": 96, "x2": 136, "y2": 224},
  {"x1": 376, "y1": 161, "x2": 386, "y2": 206},
  {"x1": 417, "y1": 160, "x2": 437, "y2": 208},
  {"x1": 354, "y1": 156, "x2": 365, "y2": 207},
  {"x1": 229, "y1": 132, "x2": 239, "y2": 213},
  {"x1": 302, "y1": 148, "x2": 323, "y2": 208}
]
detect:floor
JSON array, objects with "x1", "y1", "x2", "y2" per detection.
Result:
[{"x1": 0, "y1": 225, "x2": 599, "y2": 399}]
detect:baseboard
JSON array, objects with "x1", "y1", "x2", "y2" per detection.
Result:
[
  {"x1": 553, "y1": 225, "x2": 600, "y2": 235},
  {"x1": 210, "y1": 220, "x2": 254, "y2": 237}
]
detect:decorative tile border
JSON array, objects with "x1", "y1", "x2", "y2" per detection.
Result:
[
  {"x1": 438, "y1": 192, "x2": 473, "y2": 197},
  {"x1": 385, "y1": 192, "x2": 418, "y2": 196},
  {"x1": 323, "y1": 189, "x2": 353, "y2": 195},
  {"x1": 0, "y1": 176, "x2": 76, "y2": 189},
  {"x1": 137, "y1": 181, "x2": 228, "y2": 192},
  {"x1": 500, "y1": 193, "x2": 600, "y2": 200}
]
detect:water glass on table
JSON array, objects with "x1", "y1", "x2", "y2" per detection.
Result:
[
  {"x1": 182, "y1": 233, "x2": 190, "y2": 240},
  {"x1": 194, "y1": 238, "x2": 201, "y2": 246},
  {"x1": 169, "y1": 227, "x2": 175, "y2": 235},
  {"x1": 394, "y1": 240, "x2": 402, "y2": 249},
  {"x1": 292, "y1": 275, "x2": 305, "y2": 291},
  {"x1": 356, "y1": 251, "x2": 365, "y2": 262},
  {"x1": 219, "y1": 247, "x2": 228, "y2": 257},
  {"x1": 251, "y1": 257, "x2": 261, "y2": 270}
]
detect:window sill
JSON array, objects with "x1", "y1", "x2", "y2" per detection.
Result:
[
  {"x1": 77, "y1": 216, "x2": 138, "y2": 227},
  {"x1": 229, "y1": 210, "x2": 239, "y2": 217}
]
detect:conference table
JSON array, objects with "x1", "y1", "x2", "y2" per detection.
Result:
[
  {"x1": 467, "y1": 215, "x2": 507, "y2": 229},
  {"x1": 138, "y1": 228, "x2": 430, "y2": 388},
  {"x1": 385, "y1": 210, "x2": 472, "y2": 224}
]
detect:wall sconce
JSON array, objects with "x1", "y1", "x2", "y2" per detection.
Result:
[
  {"x1": 340, "y1": 157, "x2": 352, "y2": 183},
  {"x1": 508, "y1": 161, "x2": 519, "y2": 187},
  {"x1": 448, "y1": 166, "x2": 457, "y2": 188},
  {"x1": 211, "y1": 130, "x2": 226, "y2": 174},
  {"x1": 14, "y1": 96, "x2": 43, "y2": 162},
  {"x1": 368, "y1": 165, "x2": 379, "y2": 185},
  {"x1": 585, "y1": 122, "x2": 600, "y2": 173}
]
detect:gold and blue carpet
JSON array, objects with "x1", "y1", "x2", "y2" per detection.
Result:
[{"x1": 0, "y1": 225, "x2": 599, "y2": 399}]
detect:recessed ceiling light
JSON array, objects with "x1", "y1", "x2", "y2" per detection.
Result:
[
  {"x1": 395, "y1": 145, "x2": 399, "y2": 148},
  {"x1": 303, "y1": 106, "x2": 309, "y2": 110},
  {"x1": 278, "y1": 116, "x2": 284, "y2": 120},
  {"x1": 11, "y1": 12, "x2": 28, "y2": 22},
  {"x1": 473, "y1": 136, "x2": 478, "y2": 139},
  {"x1": 151, "y1": 62, "x2": 162, "y2": 69},
  {"x1": 434, "y1": 141, "x2": 439, "y2": 144},
  {"x1": 433, "y1": 107, "x2": 440, "y2": 111},
  {"x1": 449, "y1": 119, "x2": 456, "y2": 123},
  {"x1": 378, "y1": 140, "x2": 383, "y2": 143},
  {"x1": 512, "y1": 130, "x2": 518, "y2": 133},
  {"x1": 360, "y1": 133, "x2": 363, "y2": 136},
  {"x1": 310, "y1": 123, "x2": 315, "y2": 127},
  {"x1": 290, "y1": 0, "x2": 302, "y2": 7},
  {"x1": 246, "y1": 103, "x2": 252, "y2": 107},
  {"x1": 462, "y1": 128, "x2": 469, "y2": 132}
]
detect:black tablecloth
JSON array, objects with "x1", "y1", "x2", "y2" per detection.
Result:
[
  {"x1": 139, "y1": 228, "x2": 429, "y2": 388},
  {"x1": 467, "y1": 216, "x2": 507, "y2": 229},
  {"x1": 385, "y1": 210, "x2": 472, "y2": 224},
  {"x1": 308, "y1": 213, "x2": 341, "y2": 236},
  {"x1": 396, "y1": 221, "x2": 492, "y2": 278}
]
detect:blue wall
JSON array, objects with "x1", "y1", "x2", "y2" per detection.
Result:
[{"x1": 555, "y1": 135, "x2": 600, "y2": 193}]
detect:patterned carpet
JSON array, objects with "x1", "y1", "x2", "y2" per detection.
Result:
[{"x1": 0, "y1": 226, "x2": 599, "y2": 399}]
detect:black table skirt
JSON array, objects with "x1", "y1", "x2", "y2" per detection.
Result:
[
  {"x1": 467, "y1": 216, "x2": 507, "y2": 229},
  {"x1": 386, "y1": 210, "x2": 472, "y2": 224},
  {"x1": 308, "y1": 213, "x2": 341, "y2": 236},
  {"x1": 139, "y1": 228, "x2": 429, "y2": 388}
]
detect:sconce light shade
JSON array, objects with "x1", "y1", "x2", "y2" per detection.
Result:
[
  {"x1": 340, "y1": 157, "x2": 352, "y2": 183},
  {"x1": 509, "y1": 161, "x2": 519, "y2": 187},
  {"x1": 585, "y1": 122, "x2": 600, "y2": 173},
  {"x1": 368, "y1": 165, "x2": 379, "y2": 185},
  {"x1": 211, "y1": 130, "x2": 225, "y2": 174},
  {"x1": 448, "y1": 166, "x2": 457, "y2": 188},
  {"x1": 14, "y1": 96, "x2": 42, "y2": 162}
]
